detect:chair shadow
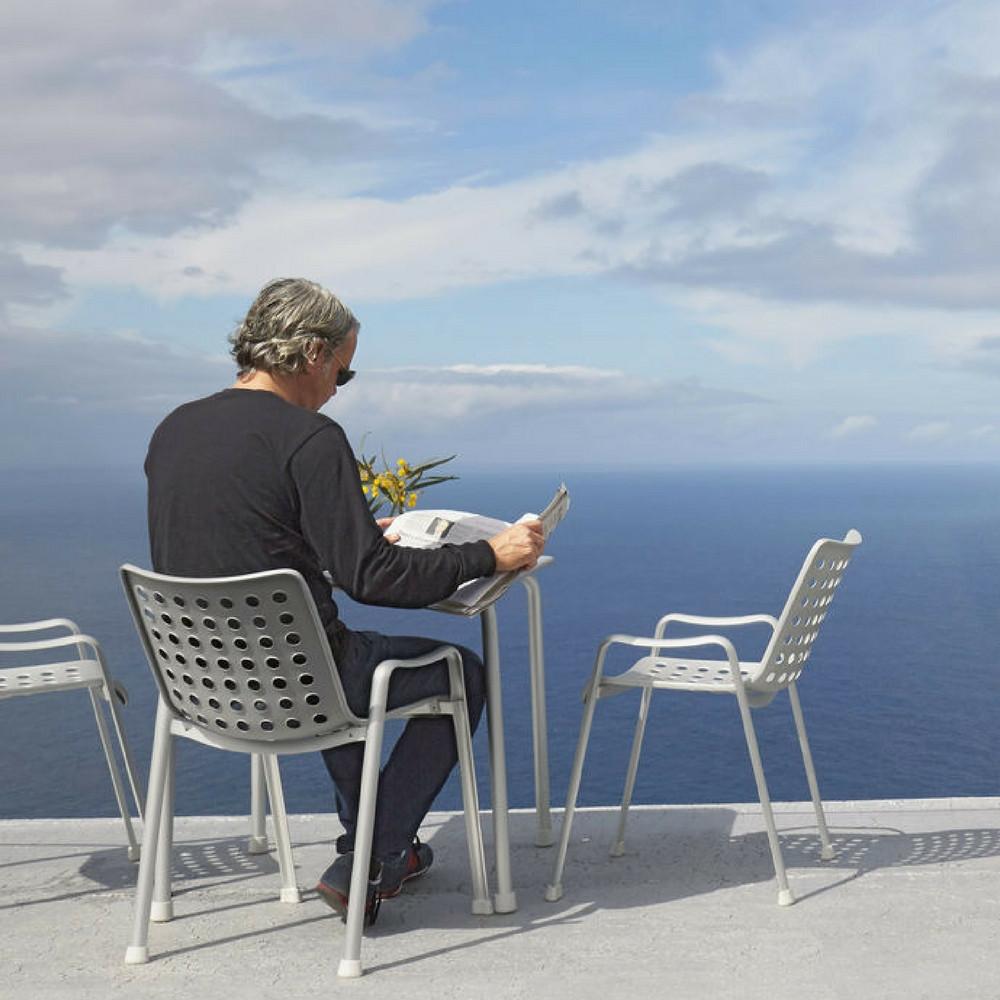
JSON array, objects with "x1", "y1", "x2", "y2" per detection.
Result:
[
  {"x1": 541, "y1": 808, "x2": 1000, "y2": 914},
  {"x1": 13, "y1": 810, "x2": 1000, "y2": 969},
  {"x1": 4, "y1": 834, "x2": 314, "y2": 912},
  {"x1": 769, "y1": 823, "x2": 1000, "y2": 902}
]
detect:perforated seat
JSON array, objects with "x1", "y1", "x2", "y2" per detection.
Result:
[
  {"x1": 0, "y1": 619, "x2": 143, "y2": 860},
  {"x1": 121, "y1": 565, "x2": 491, "y2": 978},
  {"x1": 546, "y1": 530, "x2": 862, "y2": 908},
  {"x1": 604, "y1": 655, "x2": 753, "y2": 693}
]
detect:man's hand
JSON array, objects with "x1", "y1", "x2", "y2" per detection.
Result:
[
  {"x1": 377, "y1": 516, "x2": 400, "y2": 544},
  {"x1": 488, "y1": 519, "x2": 545, "y2": 572}
]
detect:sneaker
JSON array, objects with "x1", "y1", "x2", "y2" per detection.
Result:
[
  {"x1": 315, "y1": 853, "x2": 382, "y2": 926},
  {"x1": 379, "y1": 837, "x2": 434, "y2": 899}
]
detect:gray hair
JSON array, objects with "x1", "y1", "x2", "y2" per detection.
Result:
[{"x1": 230, "y1": 278, "x2": 359, "y2": 376}]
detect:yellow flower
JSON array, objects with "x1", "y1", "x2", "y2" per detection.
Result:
[{"x1": 408, "y1": 492, "x2": 418, "y2": 507}]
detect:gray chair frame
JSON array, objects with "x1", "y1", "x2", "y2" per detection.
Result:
[
  {"x1": 546, "y1": 530, "x2": 862, "y2": 907},
  {"x1": 0, "y1": 618, "x2": 143, "y2": 860},
  {"x1": 121, "y1": 564, "x2": 491, "y2": 978}
]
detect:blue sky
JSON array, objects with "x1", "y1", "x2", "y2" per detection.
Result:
[{"x1": 3, "y1": 0, "x2": 1000, "y2": 468}]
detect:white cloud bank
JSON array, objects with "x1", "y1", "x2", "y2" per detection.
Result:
[
  {"x1": 907, "y1": 421, "x2": 952, "y2": 444},
  {"x1": 829, "y1": 415, "x2": 877, "y2": 439}
]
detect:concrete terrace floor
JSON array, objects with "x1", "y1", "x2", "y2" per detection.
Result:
[{"x1": 2, "y1": 799, "x2": 1000, "y2": 1000}]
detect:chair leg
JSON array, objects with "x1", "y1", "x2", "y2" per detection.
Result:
[
  {"x1": 610, "y1": 686, "x2": 652, "y2": 857},
  {"x1": 89, "y1": 688, "x2": 141, "y2": 862},
  {"x1": 124, "y1": 700, "x2": 172, "y2": 964},
  {"x1": 545, "y1": 681, "x2": 602, "y2": 902},
  {"x1": 338, "y1": 714, "x2": 387, "y2": 978},
  {"x1": 248, "y1": 755, "x2": 270, "y2": 855},
  {"x1": 105, "y1": 683, "x2": 145, "y2": 824},
  {"x1": 447, "y1": 653, "x2": 493, "y2": 916},
  {"x1": 151, "y1": 738, "x2": 175, "y2": 922},
  {"x1": 788, "y1": 683, "x2": 834, "y2": 860},
  {"x1": 734, "y1": 690, "x2": 794, "y2": 906},
  {"x1": 261, "y1": 755, "x2": 300, "y2": 903}
]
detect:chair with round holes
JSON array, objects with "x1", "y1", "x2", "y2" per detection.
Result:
[
  {"x1": 120, "y1": 564, "x2": 492, "y2": 978},
  {"x1": 545, "y1": 530, "x2": 862, "y2": 907},
  {"x1": 0, "y1": 618, "x2": 143, "y2": 860}
]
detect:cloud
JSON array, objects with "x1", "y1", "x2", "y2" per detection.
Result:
[
  {"x1": 8, "y1": 0, "x2": 1000, "y2": 391},
  {"x1": 0, "y1": 1, "x2": 437, "y2": 247},
  {"x1": 530, "y1": 192, "x2": 587, "y2": 222},
  {"x1": 906, "y1": 421, "x2": 951, "y2": 443},
  {"x1": 0, "y1": 324, "x2": 229, "y2": 412},
  {"x1": 829, "y1": 415, "x2": 877, "y2": 439},
  {"x1": 328, "y1": 363, "x2": 765, "y2": 432},
  {"x1": 0, "y1": 252, "x2": 66, "y2": 312},
  {"x1": 647, "y1": 162, "x2": 770, "y2": 222}
]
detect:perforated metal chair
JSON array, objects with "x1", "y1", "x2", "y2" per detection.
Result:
[
  {"x1": 120, "y1": 564, "x2": 491, "y2": 978},
  {"x1": 545, "y1": 529, "x2": 862, "y2": 907},
  {"x1": 0, "y1": 618, "x2": 142, "y2": 859}
]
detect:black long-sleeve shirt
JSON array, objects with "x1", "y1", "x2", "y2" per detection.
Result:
[{"x1": 145, "y1": 388, "x2": 496, "y2": 656}]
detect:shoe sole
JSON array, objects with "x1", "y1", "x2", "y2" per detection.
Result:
[
  {"x1": 314, "y1": 881, "x2": 378, "y2": 925},
  {"x1": 379, "y1": 859, "x2": 431, "y2": 900}
]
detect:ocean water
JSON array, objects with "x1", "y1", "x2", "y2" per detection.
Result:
[{"x1": 2, "y1": 463, "x2": 999, "y2": 819}]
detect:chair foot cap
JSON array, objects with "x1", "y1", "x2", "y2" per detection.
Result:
[
  {"x1": 534, "y1": 829, "x2": 555, "y2": 848},
  {"x1": 337, "y1": 959, "x2": 362, "y2": 979},
  {"x1": 150, "y1": 901, "x2": 173, "y2": 923},
  {"x1": 544, "y1": 884, "x2": 563, "y2": 902},
  {"x1": 494, "y1": 890, "x2": 517, "y2": 913},
  {"x1": 124, "y1": 946, "x2": 149, "y2": 965},
  {"x1": 247, "y1": 836, "x2": 270, "y2": 855},
  {"x1": 820, "y1": 845, "x2": 835, "y2": 861},
  {"x1": 777, "y1": 889, "x2": 795, "y2": 907},
  {"x1": 127, "y1": 845, "x2": 141, "y2": 863},
  {"x1": 609, "y1": 842, "x2": 625, "y2": 857},
  {"x1": 280, "y1": 886, "x2": 302, "y2": 904},
  {"x1": 471, "y1": 898, "x2": 494, "y2": 916}
]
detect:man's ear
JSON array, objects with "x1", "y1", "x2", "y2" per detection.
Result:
[{"x1": 304, "y1": 340, "x2": 325, "y2": 369}]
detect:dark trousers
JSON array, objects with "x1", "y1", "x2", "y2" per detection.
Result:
[{"x1": 321, "y1": 629, "x2": 486, "y2": 859}]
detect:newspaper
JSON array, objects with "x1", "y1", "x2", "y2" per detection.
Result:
[{"x1": 388, "y1": 484, "x2": 570, "y2": 616}]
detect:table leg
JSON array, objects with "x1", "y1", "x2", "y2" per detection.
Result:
[
  {"x1": 248, "y1": 754, "x2": 270, "y2": 854},
  {"x1": 481, "y1": 605, "x2": 517, "y2": 913},
  {"x1": 521, "y1": 574, "x2": 553, "y2": 847}
]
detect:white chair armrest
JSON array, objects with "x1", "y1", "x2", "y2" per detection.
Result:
[
  {"x1": 368, "y1": 645, "x2": 465, "y2": 714},
  {"x1": 0, "y1": 633, "x2": 101, "y2": 656},
  {"x1": 0, "y1": 618, "x2": 82, "y2": 636},
  {"x1": 654, "y1": 613, "x2": 777, "y2": 638},
  {"x1": 601, "y1": 632, "x2": 739, "y2": 660}
]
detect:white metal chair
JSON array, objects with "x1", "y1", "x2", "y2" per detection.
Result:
[
  {"x1": 120, "y1": 565, "x2": 491, "y2": 978},
  {"x1": 545, "y1": 529, "x2": 862, "y2": 907},
  {"x1": 0, "y1": 618, "x2": 143, "y2": 860}
]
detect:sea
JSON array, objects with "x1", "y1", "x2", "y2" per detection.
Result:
[{"x1": 2, "y1": 463, "x2": 999, "y2": 819}]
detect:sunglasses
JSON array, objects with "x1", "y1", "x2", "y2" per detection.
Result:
[{"x1": 336, "y1": 368, "x2": 356, "y2": 387}]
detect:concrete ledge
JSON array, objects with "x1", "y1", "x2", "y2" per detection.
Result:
[{"x1": 2, "y1": 798, "x2": 999, "y2": 998}]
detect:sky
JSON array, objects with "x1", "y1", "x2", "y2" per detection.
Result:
[{"x1": 3, "y1": 0, "x2": 1000, "y2": 470}]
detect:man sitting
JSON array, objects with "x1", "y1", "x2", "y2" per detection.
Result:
[{"x1": 144, "y1": 277, "x2": 544, "y2": 921}]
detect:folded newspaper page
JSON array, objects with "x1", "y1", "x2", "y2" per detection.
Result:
[{"x1": 388, "y1": 484, "x2": 570, "y2": 616}]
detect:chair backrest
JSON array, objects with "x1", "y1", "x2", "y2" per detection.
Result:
[
  {"x1": 750, "y1": 529, "x2": 862, "y2": 694},
  {"x1": 121, "y1": 565, "x2": 360, "y2": 744}
]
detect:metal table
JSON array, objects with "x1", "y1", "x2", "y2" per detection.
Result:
[
  {"x1": 247, "y1": 556, "x2": 554, "y2": 914},
  {"x1": 432, "y1": 555, "x2": 553, "y2": 912}
]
